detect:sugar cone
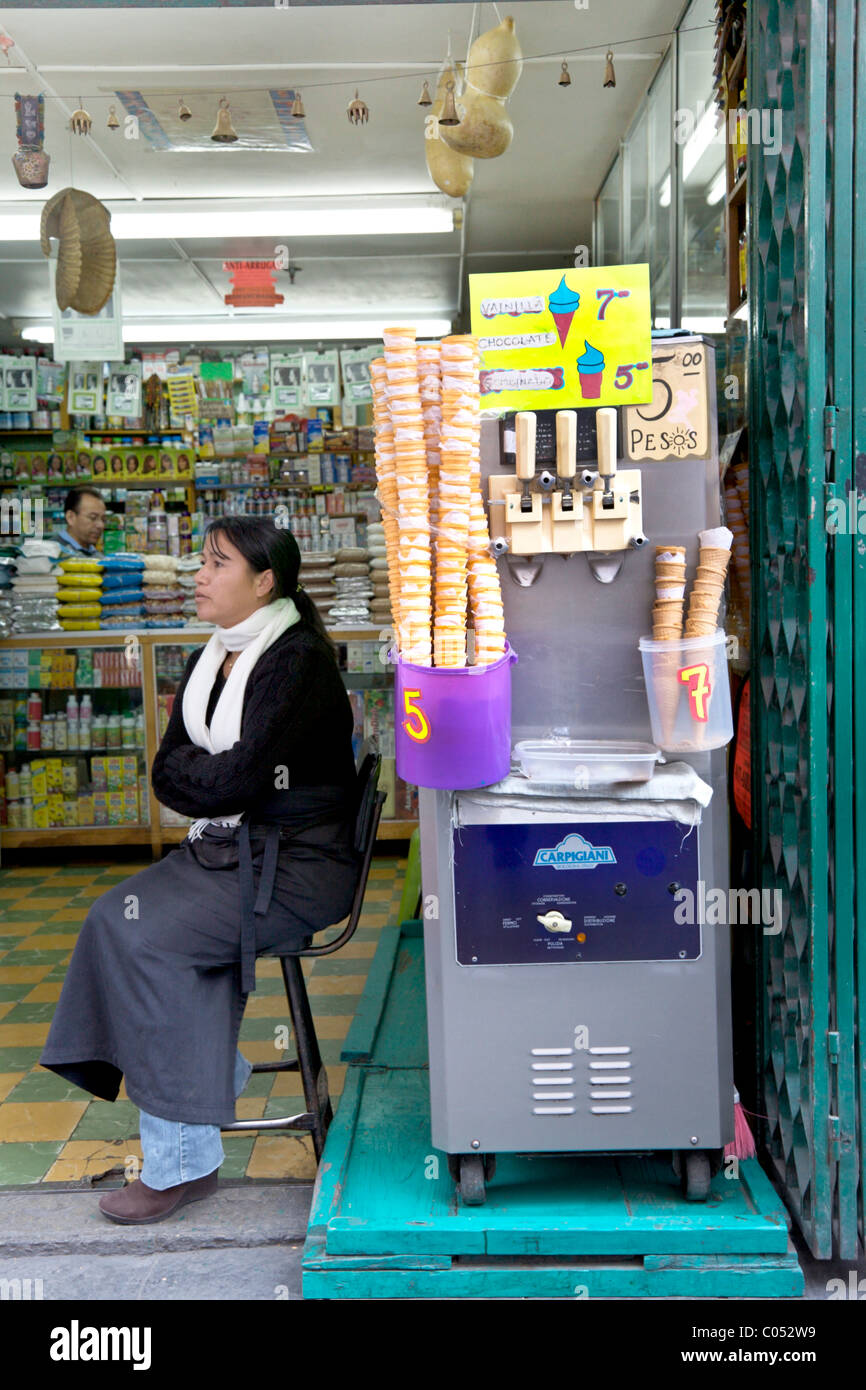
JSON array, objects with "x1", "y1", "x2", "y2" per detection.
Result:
[{"x1": 650, "y1": 643, "x2": 684, "y2": 746}]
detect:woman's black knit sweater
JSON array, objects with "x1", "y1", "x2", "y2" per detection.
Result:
[{"x1": 151, "y1": 624, "x2": 358, "y2": 824}]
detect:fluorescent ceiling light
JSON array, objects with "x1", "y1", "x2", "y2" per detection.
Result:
[
  {"x1": 0, "y1": 203, "x2": 454, "y2": 242},
  {"x1": 22, "y1": 318, "x2": 453, "y2": 345}
]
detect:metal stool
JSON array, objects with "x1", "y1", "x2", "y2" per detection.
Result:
[{"x1": 220, "y1": 741, "x2": 386, "y2": 1161}]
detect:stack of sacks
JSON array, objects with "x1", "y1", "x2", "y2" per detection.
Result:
[
  {"x1": 99, "y1": 555, "x2": 146, "y2": 628},
  {"x1": 684, "y1": 528, "x2": 732, "y2": 637},
  {"x1": 142, "y1": 553, "x2": 185, "y2": 623},
  {"x1": 367, "y1": 521, "x2": 391, "y2": 627},
  {"x1": 177, "y1": 553, "x2": 204, "y2": 624},
  {"x1": 330, "y1": 547, "x2": 374, "y2": 626},
  {"x1": 370, "y1": 359, "x2": 402, "y2": 639},
  {"x1": 383, "y1": 325, "x2": 432, "y2": 666},
  {"x1": 13, "y1": 539, "x2": 62, "y2": 631},
  {"x1": 55, "y1": 554, "x2": 102, "y2": 631},
  {"x1": 299, "y1": 552, "x2": 336, "y2": 621},
  {"x1": 417, "y1": 344, "x2": 441, "y2": 565}
]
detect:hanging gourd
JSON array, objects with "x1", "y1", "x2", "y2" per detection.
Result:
[
  {"x1": 424, "y1": 62, "x2": 474, "y2": 199},
  {"x1": 439, "y1": 15, "x2": 522, "y2": 160}
]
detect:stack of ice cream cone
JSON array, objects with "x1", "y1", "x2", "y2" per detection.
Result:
[
  {"x1": 418, "y1": 344, "x2": 441, "y2": 563},
  {"x1": 370, "y1": 357, "x2": 402, "y2": 645},
  {"x1": 383, "y1": 326, "x2": 432, "y2": 666},
  {"x1": 684, "y1": 528, "x2": 732, "y2": 636},
  {"x1": 434, "y1": 335, "x2": 476, "y2": 667},
  {"x1": 652, "y1": 546, "x2": 687, "y2": 745}
]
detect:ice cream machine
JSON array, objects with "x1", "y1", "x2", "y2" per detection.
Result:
[{"x1": 418, "y1": 335, "x2": 735, "y2": 1205}]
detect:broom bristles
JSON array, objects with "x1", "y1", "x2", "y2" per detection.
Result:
[{"x1": 725, "y1": 1093, "x2": 757, "y2": 1160}]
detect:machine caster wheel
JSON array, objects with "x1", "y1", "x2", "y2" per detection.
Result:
[
  {"x1": 681, "y1": 1151, "x2": 711, "y2": 1202},
  {"x1": 447, "y1": 1153, "x2": 495, "y2": 1192},
  {"x1": 454, "y1": 1155, "x2": 487, "y2": 1206}
]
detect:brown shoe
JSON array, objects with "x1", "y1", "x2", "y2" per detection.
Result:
[{"x1": 98, "y1": 1170, "x2": 219, "y2": 1225}]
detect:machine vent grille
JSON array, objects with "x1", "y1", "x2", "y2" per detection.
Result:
[
  {"x1": 586, "y1": 1045, "x2": 633, "y2": 1114},
  {"x1": 530, "y1": 1044, "x2": 574, "y2": 1116}
]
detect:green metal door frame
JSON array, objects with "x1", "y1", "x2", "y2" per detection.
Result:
[{"x1": 749, "y1": 0, "x2": 863, "y2": 1259}]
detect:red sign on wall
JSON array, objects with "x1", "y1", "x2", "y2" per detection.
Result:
[{"x1": 223, "y1": 261, "x2": 284, "y2": 308}]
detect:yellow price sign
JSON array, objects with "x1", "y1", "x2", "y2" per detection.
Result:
[{"x1": 469, "y1": 264, "x2": 653, "y2": 412}]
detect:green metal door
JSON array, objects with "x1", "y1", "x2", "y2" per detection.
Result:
[{"x1": 749, "y1": 0, "x2": 862, "y2": 1259}]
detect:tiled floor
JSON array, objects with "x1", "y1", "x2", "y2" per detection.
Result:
[{"x1": 0, "y1": 854, "x2": 407, "y2": 1186}]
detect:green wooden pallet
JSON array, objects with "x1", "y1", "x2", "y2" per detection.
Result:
[{"x1": 303, "y1": 924, "x2": 804, "y2": 1299}]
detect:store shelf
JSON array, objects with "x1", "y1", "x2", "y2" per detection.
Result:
[
  {"x1": 0, "y1": 429, "x2": 55, "y2": 436},
  {"x1": 2, "y1": 825, "x2": 153, "y2": 848}
]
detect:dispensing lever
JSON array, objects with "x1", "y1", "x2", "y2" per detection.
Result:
[
  {"x1": 555, "y1": 411, "x2": 576, "y2": 510},
  {"x1": 515, "y1": 412, "x2": 537, "y2": 512},
  {"x1": 595, "y1": 407, "x2": 617, "y2": 508}
]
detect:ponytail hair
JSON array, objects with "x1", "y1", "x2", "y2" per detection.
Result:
[{"x1": 204, "y1": 515, "x2": 338, "y2": 662}]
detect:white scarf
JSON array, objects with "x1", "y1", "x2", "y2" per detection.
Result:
[{"x1": 183, "y1": 596, "x2": 301, "y2": 841}]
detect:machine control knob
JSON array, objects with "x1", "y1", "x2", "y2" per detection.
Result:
[{"x1": 537, "y1": 909, "x2": 573, "y2": 933}]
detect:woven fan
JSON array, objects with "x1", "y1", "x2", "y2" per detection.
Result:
[{"x1": 40, "y1": 187, "x2": 116, "y2": 314}]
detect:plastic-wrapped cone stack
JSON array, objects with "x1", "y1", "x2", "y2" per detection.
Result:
[
  {"x1": 652, "y1": 545, "x2": 686, "y2": 746},
  {"x1": 434, "y1": 335, "x2": 476, "y2": 667},
  {"x1": 370, "y1": 358, "x2": 402, "y2": 647},
  {"x1": 684, "y1": 527, "x2": 732, "y2": 637},
  {"x1": 383, "y1": 326, "x2": 432, "y2": 666},
  {"x1": 683, "y1": 526, "x2": 732, "y2": 750},
  {"x1": 417, "y1": 343, "x2": 442, "y2": 569}
]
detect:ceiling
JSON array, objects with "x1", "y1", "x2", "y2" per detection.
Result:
[{"x1": 0, "y1": 1, "x2": 687, "y2": 349}]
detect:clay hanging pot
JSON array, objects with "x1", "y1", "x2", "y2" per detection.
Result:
[
  {"x1": 439, "y1": 17, "x2": 522, "y2": 160},
  {"x1": 425, "y1": 63, "x2": 474, "y2": 199},
  {"x1": 12, "y1": 93, "x2": 50, "y2": 190},
  {"x1": 40, "y1": 187, "x2": 117, "y2": 315}
]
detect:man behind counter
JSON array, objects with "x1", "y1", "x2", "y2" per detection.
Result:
[{"x1": 56, "y1": 487, "x2": 107, "y2": 557}]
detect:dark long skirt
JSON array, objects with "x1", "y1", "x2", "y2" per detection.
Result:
[{"x1": 39, "y1": 820, "x2": 360, "y2": 1126}]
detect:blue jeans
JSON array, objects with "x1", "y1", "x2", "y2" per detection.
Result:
[{"x1": 138, "y1": 1049, "x2": 254, "y2": 1190}]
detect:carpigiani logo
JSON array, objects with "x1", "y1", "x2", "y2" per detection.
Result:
[{"x1": 533, "y1": 832, "x2": 616, "y2": 870}]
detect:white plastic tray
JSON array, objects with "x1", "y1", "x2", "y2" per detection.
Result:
[{"x1": 513, "y1": 739, "x2": 661, "y2": 786}]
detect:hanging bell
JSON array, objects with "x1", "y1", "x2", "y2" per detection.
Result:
[
  {"x1": 69, "y1": 100, "x2": 92, "y2": 136},
  {"x1": 438, "y1": 80, "x2": 460, "y2": 127},
  {"x1": 291, "y1": 90, "x2": 305, "y2": 118},
  {"x1": 347, "y1": 89, "x2": 369, "y2": 125},
  {"x1": 417, "y1": 80, "x2": 433, "y2": 107},
  {"x1": 211, "y1": 97, "x2": 238, "y2": 142},
  {"x1": 177, "y1": 97, "x2": 192, "y2": 122},
  {"x1": 603, "y1": 50, "x2": 616, "y2": 89},
  {"x1": 558, "y1": 60, "x2": 572, "y2": 88},
  {"x1": 106, "y1": 105, "x2": 120, "y2": 131}
]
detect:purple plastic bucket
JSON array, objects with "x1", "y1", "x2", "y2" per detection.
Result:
[{"x1": 394, "y1": 643, "x2": 518, "y2": 790}]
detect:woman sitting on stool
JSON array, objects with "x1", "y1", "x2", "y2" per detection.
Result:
[{"x1": 40, "y1": 516, "x2": 361, "y2": 1224}]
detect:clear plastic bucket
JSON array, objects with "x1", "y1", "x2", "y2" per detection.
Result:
[
  {"x1": 394, "y1": 643, "x2": 518, "y2": 789},
  {"x1": 638, "y1": 629, "x2": 733, "y2": 753}
]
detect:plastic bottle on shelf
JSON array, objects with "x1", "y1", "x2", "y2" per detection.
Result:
[
  {"x1": 54, "y1": 713, "x2": 67, "y2": 751},
  {"x1": 122, "y1": 715, "x2": 136, "y2": 749},
  {"x1": 107, "y1": 713, "x2": 122, "y2": 749},
  {"x1": 78, "y1": 693, "x2": 92, "y2": 750},
  {"x1": 66, "y1": 694, "x2": 79, "y2": 751},
  {"x1": 135, "y1": 710, "x2": 145, "y2": 747},
  {"x1": 92, "y1": 713, "x2": 107, "y2": 749},
  {"x1": 6, "y1": 767, "x2": 20, "y2": 800},
  {"x1": 19, "y1": 763, "x2": 32, "y2": 799},
  {"x1": 27, "y1": 720, "x2": 40, "y2": 750},
  {"x1": 21, "y1": 797, "x2": 33, "y2": 829},
  {"x1": 27, "y1": 691, "x2": 42, "y2": 722},
  {"x1": 41, "y1": 713, "x2": 54, "y2": 750}
]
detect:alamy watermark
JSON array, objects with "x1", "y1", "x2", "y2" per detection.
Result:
[
  {"x1": 675, "y1": 99, "x2": 782, "y2": 157},
  {"x1": 674, "y1": 882, "x2": 783, "y2": 935},
  {"x1": 0, "y1": 496, "x2": 43, "y2": 539}
]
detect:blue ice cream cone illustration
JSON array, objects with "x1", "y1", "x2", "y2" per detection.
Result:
[
  {"x1": 577, "y1": 339, "x2": 605, "y2": 399},
  {"x1": 548, "y1": 274, "x2": 580, "y2": 347}
]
